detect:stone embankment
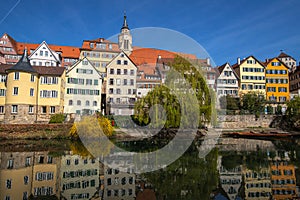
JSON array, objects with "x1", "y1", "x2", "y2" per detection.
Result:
[{"x1": 0, "y1": 124, "x2": 72, "y2": 140}]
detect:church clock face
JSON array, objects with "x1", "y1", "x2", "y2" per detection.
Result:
[{"x1": 124, "y1": 35, "x2": 129, "y2": 40}]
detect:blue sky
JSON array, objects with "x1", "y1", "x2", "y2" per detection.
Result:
[{"x1": 1, "y1": 0, "x2": 300, "y2": 66}]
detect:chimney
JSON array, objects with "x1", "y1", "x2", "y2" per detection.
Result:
[
  {"x1": 206, "y1": 58, "x2": 210, "y2": 66},
  {"x1": 237, "y1": 57, "x2": 241, "y2": 65}
]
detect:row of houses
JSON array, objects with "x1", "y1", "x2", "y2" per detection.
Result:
[{"x1": 0, "y1": 15, "x2": 299, "y2": 123}]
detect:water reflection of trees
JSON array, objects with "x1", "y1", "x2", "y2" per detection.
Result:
[{"x1": 141, "y1": 144, "x2": 219, "y2": 200}]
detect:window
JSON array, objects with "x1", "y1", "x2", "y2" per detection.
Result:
[
  {"x1": 86, "y1": 100, "x2": 90, "y2": 106},
  {"x1": 5, "y1": 196, "x2": 10, "y2": 200},
  {"x1": 50, "y1": 106, "x2": 55, "y2": 114},
  {"x1": 66, "y1": 159, "x2": 70, "y2": 165},
  {"x1": 0, "y1": 89, "x2": 6, "y2": 96},
  {"x1": 12, "y1": 105, "x2": 18, "y2": 113},
  {"x1": 86, "y1": 79, "x2": 93, "y2": 85},
  {"x1": 94, "y1": 79, "x2": 98, "y2": 85},
  {"x1": 29, "y1": 105, "x2": 34, "y2": 114},
  {"x1": 77, "y1": 100, "x2": 81, "y2": 106},
  {"x1": 117, "y1": 60, "x2": 121, "y2": 65},
  {"x1": 0, "y1": 106, "x2": 4, "y2": 113},
  {"x1": 116, "y1": 89, "x2": 121, "y2": 94},
  {"x1": 45, "y1": 51, "x2": 48, "y2": 57},
  {"x1": 117, "y1": 69, "x2": 121, "y2": 75},
  {"x1": 130, "y1": 70, "x2": 134, "y2": 75},
  {"x1": 110, "y1": 69, "x2": 114, "y2": 74},
  {"x1": 128, "y1": 89, "x2": 131, "y2": 94},
  {"x1": 40, "y1": 51, "x2": 43, "y2": 56},
  {"x1": 90, "y1": 43, "x2": 94, "y2": 48},
  {"x1": 14, "y1": 72, "x2": 19, "y2": 80},
  {"x1": 6, "y1": 179, "x2": 12, "y2": 189},
  {"x1": 30, "y1": 88, "x2": 34, "y2": 96},
  {"x1": 123, "y1": 79, "x2": 127, "y2": 85},
  {"x1": 82, "y1": 60, "x2": 88, "y2": 65},
  {"x1": 42, "y1": 106, "x2": 47, "y2": 114},
  {"x1": 7, "y1": 159, "x2": 13, "y2": 169},
  {"x1": 124, "y1": 60, "x2": 128, "y2": 65},
  {"x1": 31, "y1": 75, "x2": 35, "y2": 82},
  {"x1": 24, "y1": 176, "x2": 29, "y2": 184},
  {"x1": 116, "y1": 79, "x2": 121, "y2": 85},
  {"x1": 109, "y1": 78, "x2": 114, "y2": 85},
  {"x1": 124, "y1": 69, "x2": 128, "y2": 75},
  {"x1": 75, "y1": 159, "x2": 79, "y2": 165},
  {"x1": 93, "y1": 101, "x2": 97, "y2": 106},
  {"x1": 109, "y1": 88, "x2": 114, "y2": 94},
  {"x1": 69, "y1": 100, "x2": 73, "y2": 106},
  {"x1": 130, "y1": 79, "x2": 134, "y2": 85}
]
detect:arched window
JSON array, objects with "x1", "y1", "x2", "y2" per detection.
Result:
[
  {"x1": 93, "y1": 101, "x2": 97, "y2": 106},
  {"x1": 86, "y1": 100, "x2": 90, "y2": 106},
  {"x1": 69, "y1": 100, "x2": 73, "y2": 106},
  {"x1": 77, "y1": 100, "x2": 81, "y2": 106}
]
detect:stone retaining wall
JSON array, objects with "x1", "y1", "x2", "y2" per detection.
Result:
[{"x1": 217, "y1": 115, "x2": 276, "y2": 129}]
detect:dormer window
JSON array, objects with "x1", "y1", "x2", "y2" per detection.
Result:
[{"x1": 90, "y1": 43, "x2": 94, "y2": 48}]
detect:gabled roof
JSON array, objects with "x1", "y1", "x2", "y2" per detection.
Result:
[
  {"x1": 278, "y1": 52, "x2": 296, "y2": 61},
  {"x1": 2, "y1": 33, "x2": 18, "y2": 52},
  {"x1": 262, "y1": 57, "x2": 289, "y2": 70},
  {"x1": 67, "y1": 57, "x2": 102, "y2": 77},
  {"x1": 217, "y1": 62, "x2": 240, "y2": 79},
  {"x1": 7, "y1": 49, "x2": 36, "y2": 73},
  {"x1": 232, "y1": 55, "x2": 265, "y2": 69},
  {"x1": 28, "y1": 41, "x2": 61, "y2": 63},
  {"x1": 17, "y1": 42, "x2": 80, "y2": 58},
  {"x1": 106, "y1": 50, "x2": 137, "y2": 69}
]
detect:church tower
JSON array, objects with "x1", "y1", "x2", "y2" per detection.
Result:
[{"x1": 118, "y1": 13, "x2": 133, "y2": 55}]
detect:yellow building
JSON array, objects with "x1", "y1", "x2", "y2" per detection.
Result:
[
  {"x1": 264, "y1": 58, "x2": 289, "y2": 103},
  {"x1": 0, "y1": 49, "x2": 65, "y2": 124},
  {"x1": 233, "y1": 56, "x2": 266, "y2": 97}
]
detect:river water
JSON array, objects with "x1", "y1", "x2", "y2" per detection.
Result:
[{"x1": 0, "y1": 137, "x2": 299, "y2": 200}]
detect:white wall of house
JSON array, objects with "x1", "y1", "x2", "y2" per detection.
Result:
[
  {"x1": 29, "y1": 41, "x2": 61, "y2": 67},
  {"x1": 64, "y1": 58, "x2": 102, "y2": 115},
  {"x1": 216, "y1": 63, "x2": 239, "y2": 97},
  {"x1": 106, "y1": 52, "x2": 137, "y2": 115}
]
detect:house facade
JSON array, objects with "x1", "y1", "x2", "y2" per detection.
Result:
[
  {"x1": 0, "y1": 50, "x2": 65, "y2": 124},
  {"x1": 277, "y1": 52, "x2": 297, "y2": 72},
  {"x1": 264, "y1": 58, "x2": 290, "y2": 102},
  {"x1": 289, "y1": 66, "x2": 300, "y2": 98},
  {"x1": 216, "y1": 62, "x2": 239, "y2": 98},
  {"x1": 233, "y1": 56, "x2": 266, "y2": 97},
  {"x1": 106, "y1": 52, "x2": 137, "y2": 115},
  {"x1": 64, "y1": 57, "x2": 102, "y2": 115},
  {"x1": 29, "y1": 41, "x2": 61, "y2": 67}
]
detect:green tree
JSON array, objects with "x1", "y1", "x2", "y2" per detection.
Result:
[
  {"x1": 219, "y1": 95, "x2": 240, "y2": 114},
  {"x1": 286, "y1": 96, "x2": 300, "y2": 117},
  {"x1": 134, "y1": 56, "x2": 214, "y2": 128},
  {"x1": 241, "y1": 92, "x2": 265, "y2": 117}
]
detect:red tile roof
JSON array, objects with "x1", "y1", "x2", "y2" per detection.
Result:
[
  {"x1": 130, "y1": 48, "x2": 177, "y2": 65},
  {"x1": 81, "y1": 38, "x2": 120, "y2": 52},
  {"x1": 17, "y1": 42, "x2": 80, "y2": 58}
]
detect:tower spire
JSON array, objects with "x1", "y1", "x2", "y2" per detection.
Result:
[{"x1": 122, "y1": 11, "x2": 129, "y2": 30}]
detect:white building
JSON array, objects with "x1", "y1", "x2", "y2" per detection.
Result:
[
  {"x1": 103, "y1": 166, "x2": 136, "y2": 200},
  {"x1": 60, "y1": 152, "x2": 100, "y2": 200},
  {"x1": 64, "y1": 57, "x2": 102, "y2": 115},
  {"x1": 278, "y1": 52, "x2": 297, "y2": 72},
  {"x1": 29, "y1": 41, "x2": 61, "y2": 67},
  {"x1": 216, "y1": 63, "x2": 239, "y2": 97},
  {"x1": 106, "y1": 51, "x2": 137, "y2": 115}
]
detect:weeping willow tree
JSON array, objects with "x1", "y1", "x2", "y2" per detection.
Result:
[{"x1": 133, "y1": 55, "x2": 214, "y2": 128}]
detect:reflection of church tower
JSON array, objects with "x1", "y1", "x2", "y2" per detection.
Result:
[{"x1": 118, "y1": 13, "x2": 133, "y2": 55}]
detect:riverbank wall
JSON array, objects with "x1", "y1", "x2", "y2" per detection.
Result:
[
  {"x1": 217, "y1": 115, "x2": 275, "y2": 129},
  {"x1": 0, "y1": 123, "x2": 72, "y2": 140}
]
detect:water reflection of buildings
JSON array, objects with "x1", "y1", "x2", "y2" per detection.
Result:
[
  {"x1": 60, "y1": 152, "x2": 100, "y2": 200},
  {"x1": 243, "y1": 167, "x2": 272, "y2": 199},
  {"x1": 269, "y1": 152, "x2": 297, "y2": 199},
  {"x1": 103, "y1": 165, "x2": 136, "y2": 200},
  {"x1": 218, "y1": 156, "x2": 242, "y2": 200},
  {"x1": 0, "y1": 151, "x2": 60, "y2": 200}
]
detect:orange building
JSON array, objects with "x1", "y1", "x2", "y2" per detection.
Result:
[
  {"x1": 264, "y1": 58, "x2": 289, "y2": 103},
  {"x1": 270, "y1": 160, "x2": 297, "y2": 199}
]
